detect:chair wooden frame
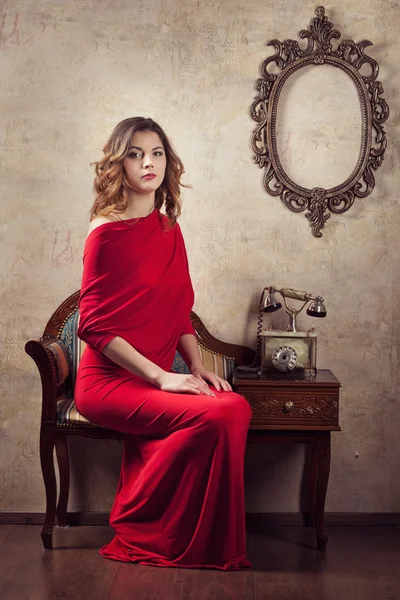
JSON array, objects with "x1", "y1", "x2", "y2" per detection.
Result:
[{"x1": 25, "y1": 291, "x2": 255, "y2": 550}]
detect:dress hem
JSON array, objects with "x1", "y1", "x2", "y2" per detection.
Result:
[{"x1": 99, "y1": 545, "x2": 252, "y2": 571}]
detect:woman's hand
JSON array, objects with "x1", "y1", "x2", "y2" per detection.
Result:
[
  {"x1": 191, "y1": 365, "x2": 232, "y2": 392},
  {"x1": 155, "y1": 372, "x2": 216, "y2": 396}
]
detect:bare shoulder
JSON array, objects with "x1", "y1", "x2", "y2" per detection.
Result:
[{"x1": 86, "y1": 214, "x2": 120, "y2": 239}]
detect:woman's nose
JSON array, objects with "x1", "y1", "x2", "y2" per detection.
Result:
[{"x1": 143, "y1": 154, "x2": 153, "y2": 168}]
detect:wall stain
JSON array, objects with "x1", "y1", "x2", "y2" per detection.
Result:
[
  {"x1": 52, "y1": 230, "x2": 74, "y2": 265},
  {"x1": 0, "y1": 9, "x2": 19, "y2": 47}
]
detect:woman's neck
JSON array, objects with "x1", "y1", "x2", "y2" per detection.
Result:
[{"x1": 124, "y1": 192, "x2": 155, "y2": 218}]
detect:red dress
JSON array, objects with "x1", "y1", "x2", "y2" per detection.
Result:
[{"x1": 75, "y1": 208, "x2": 252, "y2": 570}]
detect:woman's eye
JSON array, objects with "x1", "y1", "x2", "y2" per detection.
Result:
[{"x1": 127, "y1": 151, "x2": 164, "y2": 158}]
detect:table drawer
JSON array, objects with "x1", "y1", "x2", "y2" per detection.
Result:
[{"x1": 241, "y1": 390, "x2": 339, "y2": 427}]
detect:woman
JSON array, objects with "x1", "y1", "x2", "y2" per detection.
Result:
[{"x1": 75, "y1": 117, "x2": 252, "y2": 570}]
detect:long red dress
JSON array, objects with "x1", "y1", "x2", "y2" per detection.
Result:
[{"x1": 74, "y1": 208, "x2": 252, "y2": 570}]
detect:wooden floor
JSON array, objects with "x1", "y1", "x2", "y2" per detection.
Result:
[{"x1": 0, "y1": 524, "x2": 399, "y2": 599}]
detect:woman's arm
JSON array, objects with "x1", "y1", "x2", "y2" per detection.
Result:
[
  {"x1": 102, "y1": 336, "x2": 165, "y2": 385},
  {"x1": 177, "y1": 333, "x2": 202, "y2": 370},
  {"x1": 101, "y1": 335, "x2": 214, "y2": 395}
]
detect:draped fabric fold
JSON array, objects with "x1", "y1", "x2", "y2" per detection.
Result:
[
  {"x1": 77, "y1": 208, "x2": 195, "y2": 366},
  {"x1": 74, "y1": 208, "x2": 252, "y2": 570}
]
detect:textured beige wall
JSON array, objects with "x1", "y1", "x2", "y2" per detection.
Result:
[{"x1": 1, "y1": 0, "x2": 399, "y2": 513}]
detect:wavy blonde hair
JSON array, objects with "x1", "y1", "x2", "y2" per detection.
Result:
[{"x1": 90, "y1": 117, "x2": 190, "y2": 226}]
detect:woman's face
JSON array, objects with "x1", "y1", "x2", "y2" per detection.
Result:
[{"x1": 123, "y1": 130, "x2": 167, "y2": 195}]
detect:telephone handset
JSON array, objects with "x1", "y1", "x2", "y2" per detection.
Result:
[{"x1": 238, "y1": 286, "x2": 327, "y2": 375}]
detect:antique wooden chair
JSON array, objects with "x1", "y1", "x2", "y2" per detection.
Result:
[{"x1": 25, "y1": 291, "x2": 255, "y2": 550}]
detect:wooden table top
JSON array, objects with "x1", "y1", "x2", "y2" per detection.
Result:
[{"x1": 233, "y1": 368, "x2": 341, "y2": 387}]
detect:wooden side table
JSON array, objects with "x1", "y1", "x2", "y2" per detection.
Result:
[{"x1": 233, "y1": 368, "x2": 341, "y2": 551}]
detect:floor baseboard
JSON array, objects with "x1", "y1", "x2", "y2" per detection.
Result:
[
  {"x1": 0, "y1": 511, "x2": 399, "y2": 527},
  {"x1": 246, "y1": 512, "x2": 400, "y2": 528}
]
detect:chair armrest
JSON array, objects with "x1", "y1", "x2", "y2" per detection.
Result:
[
  {"x1": 190, "y1": 311, "x2": 255, "y2": 366},
  {"x1": 25, "y1": 337, "x2": 71, "y2": 422}
]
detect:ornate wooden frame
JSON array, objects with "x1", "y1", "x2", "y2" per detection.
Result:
[{"x1": 250, "y1": 6, "x2": 389, "y2": 237}]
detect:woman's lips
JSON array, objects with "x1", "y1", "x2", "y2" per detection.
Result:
[{"x1": 142, "y1": 174, "x2": 156, "y2": 180}]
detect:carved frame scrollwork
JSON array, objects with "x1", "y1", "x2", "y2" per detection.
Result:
[{"x1": 250, "y1": 6, "x2": 389, "y2": 237}]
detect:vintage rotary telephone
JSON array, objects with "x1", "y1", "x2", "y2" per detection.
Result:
[{"x1": 239, "y1": 286, "x2": 327, "y2": 375}]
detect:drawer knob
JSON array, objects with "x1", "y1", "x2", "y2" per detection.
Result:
[{"x1": 284, "y1": 400, "x2": 295, "y2": 411}]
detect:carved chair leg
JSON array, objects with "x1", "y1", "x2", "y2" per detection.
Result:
[
  {"x1": 40, "y1": 423, "x2": 57, "y2": 550},
  {"x1": 55, "y1": 434, "x2": 70, "y2": 527},
  {"x1": 315, "y1": 432, "x2": 331, "y2": 552}
]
